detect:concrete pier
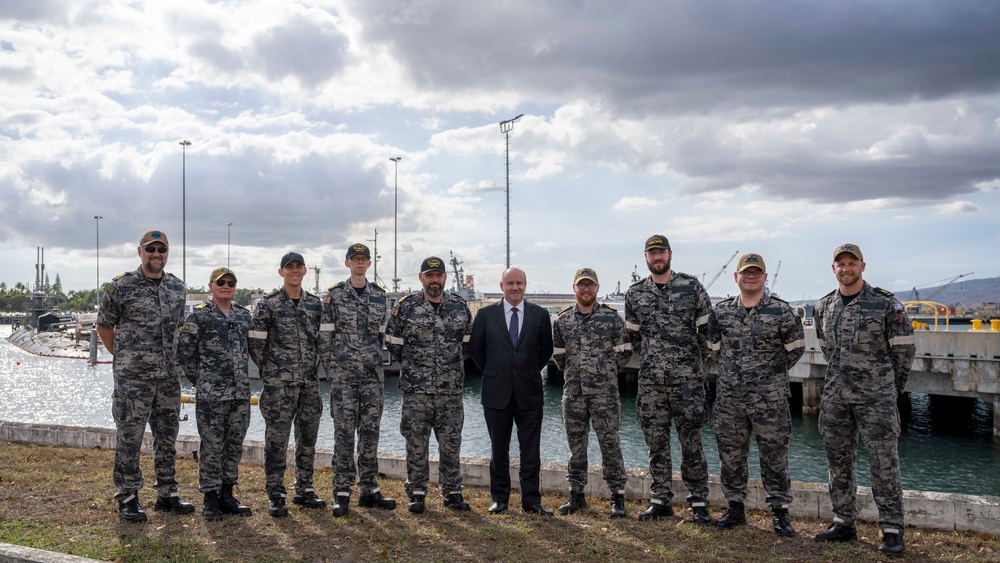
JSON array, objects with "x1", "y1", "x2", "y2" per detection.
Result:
[{"x1": 2, "y1": 420, "x2": 997, "y2": 535}]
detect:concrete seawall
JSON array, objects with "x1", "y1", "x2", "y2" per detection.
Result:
[{"x1": 2, "y1": 420, "x2": 997, "y2": 535}]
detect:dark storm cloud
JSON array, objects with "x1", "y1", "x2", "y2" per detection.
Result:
[
  {"x1": 0, "y1": 147, "x2": 387, "y2": 251},
  {"x1": 252, "y1": 15, "x2": 349, "y2": 88},
  {"x1": 353, "y1": 0, "x2": 1000, "y2": 113}
]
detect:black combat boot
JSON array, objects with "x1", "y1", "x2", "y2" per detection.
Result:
[
  {"x1": 118, "y1": 493, "x2": 147, "y2": 523},
  {"x1": 638, "y1": 499, "x2": 673, "y2": 521},
  {"x1": 715, "y1": 501, "x2": 746, "y2": 528},
  {"x1": 202, "y1": 491, "x2": 224, "y2": 521},
  {"x1": 407, "y1": 494, "x2": 426, "y2": 514},
  {"x1": 268, "y1": 493, "x2": 288, "y2": 518},
  {"x1": 815, "y1": 521, "x2": 857, "y2": 542},
  {"x1": 359, "y1": 490, "x2": 397, "y2": 510},
  {"x1": 153, "y1": 493, "x2": 195, "y2": 515},
  {"x1": 610, "y1": 493, "x2": 627, "y2": 519},
  {"x1": 444, "y1": 492, "x2": 471, "y2": 512},
  {"x1": 331, "y1": 493, "x2": 351, "y2": 517},
  {"x1": 219, "y1": 484, "x2": 252, "y2": 516},
  {"x1": 771, "y1": 506, "x2": 795, "y2": 537},
  {"x1": 559, "y1": 492, "x2": 587, "y2": 515},
  {"x1": 691, "y1": 503, "x2": 713, "y2": 525},
  {"x1": 878, "y1": 530, "x2": 904, "y2": 557},
  {"x1": 291, "y1": 489, "x2": 326, "y2": 509}
]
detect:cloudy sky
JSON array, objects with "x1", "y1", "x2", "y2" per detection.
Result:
[{"x1": 2, "y1": 0, "x2": 999, "y2": 302}]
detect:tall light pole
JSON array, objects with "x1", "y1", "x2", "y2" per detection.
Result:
[
  {"x1": 226, "y1": 222, "x2": 234, "y2": 268},
  {"x1": 389, "y1": 156, "x2": 402, "y2": 293},
  {"x1": 179, "y1": 139, "x2": 191, "y2": 284},
  {"x1": 499, "y1": 114, "x2": 523, "y2": 269},
  {"x1": 368, "y1": 229, "x2": 381, "y2": 289},
  {"x1": 94, "y1": 216, "x2": 102, "y2": 299}
]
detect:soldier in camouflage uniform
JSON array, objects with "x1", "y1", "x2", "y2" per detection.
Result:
[
  {"x1": 552, "y1": 268, "x2": 632, "y2": 519},
  {"x1": 709, "y1": 253, "x2": 805, "y2": 536},
  {"x1": 813, "y1": 243, "x2": 915, "y2": 557},
  {"x1": 96, "y1": 229, "x2": 195, "y2": 522},
  {"x1": 624, "y1": 234, "x2": 715, "y2": 524},
  {"x1": 174, "y1": 267, "x2": 254, "y2": 521},
  {"x1": 385, "y1": 256, "x2": 473, "y2": 514},
  {"x1": 248, "y1": 252, "x2": 327, "y2": 518},
  {"x1": 320, "y1": 243, "x2": 396, "y2": 516}
]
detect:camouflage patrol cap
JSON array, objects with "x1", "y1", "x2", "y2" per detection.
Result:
[
  {"x1": 644, "y1": 234, "x2": 670, "y2": 251},
  {"x1": 280, "y1": 252, "x2": 305, "y2": 268},
  {"x1": 573, "y1": 267, "x2": 599, "y2": 285},
  {"x1": 209, "y1": 267, "x2": 237, "y2": 283},
  {"x1": 347, "y1": 243, "x2": 371, "y2": 260},
  {"x1": 736, "y1": 253, "x2": 766, "y2": 273},
  {"x1": 420, "y1": 256, "x2": 446, "y2": 273},
  {"x1": 833, "y1": 243, "x2": 863, "y2": 262},
  {"x1": 139, "y1": 230, "x2": 169, "y2": 247}
]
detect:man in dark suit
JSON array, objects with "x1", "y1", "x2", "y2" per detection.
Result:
[{"x1": 469, "y1": 267, "x2": 555, "y2": 515}]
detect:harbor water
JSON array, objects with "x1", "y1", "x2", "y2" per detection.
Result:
[{"x1": 2, "y1": 325, "x2": 998, "y2": 497}]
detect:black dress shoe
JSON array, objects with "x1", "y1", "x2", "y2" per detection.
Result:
[
  {"x1": 488, "y1": 501, "x2": 509, "y2": 514},
  {"x1": 153, "y1": 494, "x2": 195, "y2": 515},
  {"x1": 523, "y1": 504, "x2": 554, "y2": 516}
]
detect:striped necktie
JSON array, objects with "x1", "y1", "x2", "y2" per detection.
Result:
[{"x1": 509, "y1": 307, "x2": 519, "y2": 346}]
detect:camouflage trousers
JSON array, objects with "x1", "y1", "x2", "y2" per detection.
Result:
[
  {"x1": 562, "y1": 392, "x2": 627, "y2": 494},
  {"x1": 111, "y1": 376, "x2": 181, "y2": 500},
  {"x1": 195, "y1": 398, "x2": 251, "y2": 493},
  {"x1": 636, "y1": 382, "x2": 709, "y2": 504},
  {"x1": 819, "y1": 399, "x2": 903, "y2": 530},
  {"x1": 330, "y1": 378, "x2": 384, "y2": 495},
  {"x1": 712, "y1": 396, "x2": 792, "y2": 506},
  {"x1": 400, "y1": 392, "x2": 465, "y2": 497},
  {"x1": 259, "y1": 381, "x2": 322, "y2": 497}
]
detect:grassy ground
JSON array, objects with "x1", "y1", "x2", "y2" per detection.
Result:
[{"x1": 0, "y1": 442, "x2": 997, "y2": 562}]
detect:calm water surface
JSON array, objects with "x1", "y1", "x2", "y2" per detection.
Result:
[{"x1": 2, "y1": 325, "x2": 998, "y2": 496}]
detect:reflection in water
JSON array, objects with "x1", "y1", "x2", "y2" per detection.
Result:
[{"x1": 2, "y1": 327, "x2": 998, "y2": 496}]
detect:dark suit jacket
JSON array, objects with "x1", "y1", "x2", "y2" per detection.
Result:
[{"x1": 469, "y1": 299, "x2": 554, "y2": 410}]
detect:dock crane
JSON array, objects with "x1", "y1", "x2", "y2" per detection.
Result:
[
  {"x1": 764, "y1": 260, "x2": 782, "y2": 295},
  {"x1": 909, "y1": 272, "x2": 974, "y2": 302},
  {"x1": 703, "y1": 250, "x2": 739, "y2": 290},
  {"x1": 310, "y1": 266, "x2": 321, "y2": 294}
]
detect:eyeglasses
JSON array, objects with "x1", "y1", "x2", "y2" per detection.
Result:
[
  {"x1": 144, "y1": 246, "x2": 168, "y2": 254},
  {"x1": 739, "y1": 270, "x2": 764, "y2": 279},
  {"x1": 215, "y1": 279, "x2": 237, "y2": 287},
  {"x1": 575, "y1": 282, "x2": 597, "y2": 290}
]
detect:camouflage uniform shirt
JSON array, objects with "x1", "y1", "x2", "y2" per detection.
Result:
[
  {"x1": 814, "y1": 281, "x2": 916, "y2": 403},
  {"x1": 174, "y1": 301, "x2": 253, "y2": 402},
  {"x1": 249, "y1": 287, "x2": 324, "y2": 384},
  {"x1": 386, "y1": 291, "x2": 472, "y2": 394},
  {"x1": 552, "y1": 303, "x2": 632, "y2": 396},
  {"x1": 97, "y1": 267, "x2": 186, "y2": 380},
  {"x1": 624, "y1": 272, "x2": 714, "y2": 385},
  {"x1": 320, "y1": 280, "x2": 388, "y2": 382},
  {"x1": 711, "y1": 293, "x2": 806, "y2": 403}
]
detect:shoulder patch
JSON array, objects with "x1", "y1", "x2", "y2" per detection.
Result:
[
  {"x1": 234, "y1": 303, "x2": 249, "y2": 311},
  {"x1": 256, "y1": 301, "x2": 268, "y2": 313},
  {"x1": 194, "y1": 303, "x2": 208, "y2": 309},
  {"x1": 179, "y1": 322, "x2": 197, "y2": 333},
  {"x1": 104, "y1": 284, "x2": 115, "y2": 295},
  {"x1": 113, "y1": 272, "x2": 128, "y2": 281}
]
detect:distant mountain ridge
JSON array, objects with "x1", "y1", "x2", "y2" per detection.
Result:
[{"x1": 893, "y1": 276, "x2": 1000, "y2": 308}]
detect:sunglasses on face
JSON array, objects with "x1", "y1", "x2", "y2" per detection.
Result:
[
  {"x1": 215, "y1": 279, "x2": 237, "y2": 287},
  {"x1": 144, "y1": 246, "x2": 168, "y2": 254}
]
